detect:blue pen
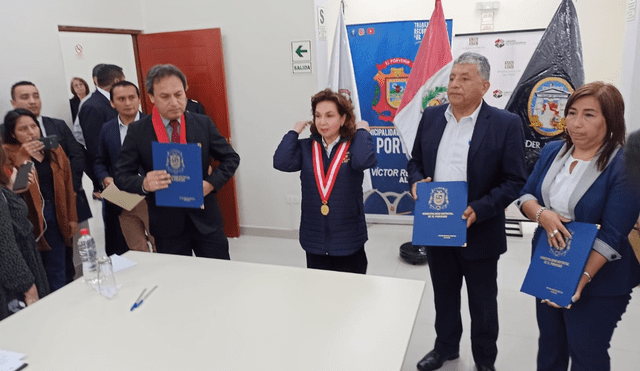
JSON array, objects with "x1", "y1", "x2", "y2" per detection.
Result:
[
  {"x1": 130, "y1": 288, "x2": 146, "y2": 311},
  {"x1": 133, "y1": 285, "x2": 157, "y2": 311}
]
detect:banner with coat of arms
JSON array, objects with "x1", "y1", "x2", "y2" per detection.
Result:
[{"x1": 347, "y1": 19, "x2": 453, "y2": 216}]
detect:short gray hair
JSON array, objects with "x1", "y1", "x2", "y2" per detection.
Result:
[
  {"x1": 453, "y1": 52, "x2": 490, "y2": 81},
  {"x1": 145, "y1": 64, "x2": 187, "y2": 95}
]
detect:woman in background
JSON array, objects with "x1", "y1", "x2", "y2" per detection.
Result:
[
  {"x1": 0, "y1": 144, "x2": 49, "y2": 321},
  {"x1": 3, "y1": 108, "x2": 78, "y2": 292},
  {"x1": 69, "y1": 77, "x2": 89, "y2": 122},
  {"x1": 274, "y1": 89, "x2": 377, "y2": 274},
  {"x1": 516, "y1": 82, "x2": 640, "y2": 371}
]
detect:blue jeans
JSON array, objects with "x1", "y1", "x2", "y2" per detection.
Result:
[{"x1": 39, "y1": 201, "x2": 68, "y2": 292}]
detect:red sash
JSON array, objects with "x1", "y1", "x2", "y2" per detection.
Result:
[
  {"x1": 151, "y1": 106, "x2": 187, "y2": 144},
  {"x1": 312, "y1": 140, "x2": 350, "y2": 215}
]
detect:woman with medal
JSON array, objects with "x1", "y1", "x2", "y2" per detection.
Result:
[
  {"x1": 515, "y1": 82, "x2": 640, "y2": 371},
  {"x1": 274, "y1": 89, "x2": 377, "y2": 274},
  {"x1": 3, "y1": 109, "x2": 78, "y2": 292}
]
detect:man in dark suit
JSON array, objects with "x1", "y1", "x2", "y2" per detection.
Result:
[
  {"x1": 408, "y1": 53, "x2": 526, "y2": 371},
  {"x1": 115, "y1": 64, "x2": 240, "y2": 259},
  {"x1": 8, "y1": 81, "x2": 93, "y2": 283},
  {"x1": 95, "y1": 81, "x2": 153, "y2": 256},
  {"x1": 78, "y1": 64, "x2": 124, "y2": 197}
]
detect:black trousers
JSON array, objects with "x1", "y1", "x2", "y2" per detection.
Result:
[
  {"x1": 306, "y1": 247, "x2": 367, "y2": 274},
  {"x1": 427, "y1": 246, "x2": 499, "y2": 367},
  {"x1": 155, "y1": 216, "x2": 230, "y2": 259},
  {"x1": 103, "y1": 200, "x2": 129, "y2": 256},
  {"x1": 536, "y1": 294, "x2": 631, "y2": 371}
]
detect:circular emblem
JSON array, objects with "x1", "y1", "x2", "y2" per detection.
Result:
[
  {"x1": 528, "y1": 77, "x2": 574, "y2": 137},
  {"x1": 549, "y1": 231, "x2": 573, "y2": 257},
  {"x1": 166, "y1": 149, "x2": 185, "y2": 174},
  {"x1": 493, "y1": 89, "x2": 503, "y2": 99},
  {"x1": 495, "y1": 39, "x2": 505, "y2": 48},
  {"x1": 428, "y1": 187, "x2": 449, "y2": 211},
  {"x1": 422, "y1": 87, "x2": 448, "y2": 111}
]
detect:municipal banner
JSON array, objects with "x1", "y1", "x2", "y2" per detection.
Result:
[
  {"x1": 452, "y1": 30, "x2": 544, "y2": 109},
  {"x1": 348, "y1": 20, "x2": 453, "y2": 215}
]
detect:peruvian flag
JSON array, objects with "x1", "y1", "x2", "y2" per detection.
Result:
[
  {"x1": 328, "y1": 6, "x2": 373, "y2": 191},
  {"x1": 394, "y1": 0, "x2": 452, "y2": 159}
]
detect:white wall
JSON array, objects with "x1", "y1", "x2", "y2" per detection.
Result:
[
  {"x1": 0, "y1": 0, "x2": 631, "y2": 234},
  {"x1": 140, "y1": 0, "x2": 630, "y2": 234},
  {"x1": 58, "y1": 32, "x2": 140, "y2": 98},
  {"x1": 142, "y1": 0, "x2": 322, "y2": 233},
  {"x1": 621, "y1": 1, "x2": 640, "y2": 133},
  {"x1": 0, "y1": 0, "x2": 144, "y2": 124}
]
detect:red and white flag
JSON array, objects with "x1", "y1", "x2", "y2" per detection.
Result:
[
  {"x1": 328, "y1": 7, "x2": 373, "y2": 191},
  {"x1": 394, "y1": 0, "x2": 452, "y2": 158}
]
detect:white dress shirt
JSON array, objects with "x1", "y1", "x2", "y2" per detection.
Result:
[
  {"x1": 36, "y1": 116, "x2": 47, "y2": 137},
  {"x1": 323, "y1": 136, "x2": 341, "y2": 156},
  {"x1": 433, "y1": 103, "x2": 482, "y2": 182},
  {"x1": 548, "y1": 155, "x2": 591, "y2": 219},
  {"x1": 118, "y1": 112, "x2": 140, "y2": 145}
]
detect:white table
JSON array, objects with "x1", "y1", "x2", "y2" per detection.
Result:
[{"x1": 0, "y1": 251, "x2": 424, "y2": 371}]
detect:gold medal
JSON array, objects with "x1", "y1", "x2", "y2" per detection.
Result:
[
  {"x1": 312, "y1": 141, "x2": 350, "y2": 219},
  {"x1": 321, "y1": 204, "x2": 329, "y2": 215}
]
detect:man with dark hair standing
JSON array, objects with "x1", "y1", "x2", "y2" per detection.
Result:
[
  {"x1": 95, "y1": 81, "x2": 155, "y2": 255},
  {"x1": 409, "y1": 52, "x2": 526, "y2": 371},
  {"x1": 115, "y1": 64, "x2": 239, "y2": 259},
  {"x1": 8, "y1": 80, "x2": 91, "y2": 283},
  {"x1": 78, "y1": 64, "x2": 124, "y2": 197}
]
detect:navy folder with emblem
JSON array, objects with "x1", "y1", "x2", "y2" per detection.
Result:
[
  {"x1": 412, "y1": 181, "x2": 468, "y2": 247},
  {"x1": 152, "y1": 142, "x2": 204, "y2": 209},
  {"x1": 520, "y1": 221, "x2": 599, "y2": 307}
]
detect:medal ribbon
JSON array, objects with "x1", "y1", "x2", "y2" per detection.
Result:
[
  {"x1": 312, "y1": 140, "x2": 350, "y2": 205},
  {"x1": 151, "y1": 106, "x2": 187, "y2": 144}
]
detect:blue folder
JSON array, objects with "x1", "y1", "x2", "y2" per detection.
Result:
[
  {"x1": 412, "y1": 181, "x2": 468, "y2": 247},
  {"x1": 520, "y1": 221, "x2": 599, "y2": 307},
  {"x1": 152, "y1": 142, "x2": 204, "y2": 209}
]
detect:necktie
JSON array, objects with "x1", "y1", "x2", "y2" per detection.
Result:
[{"x1": 170, "y1": 120, "x2": 180, "y2": 143}]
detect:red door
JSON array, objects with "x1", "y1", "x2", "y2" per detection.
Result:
[{"x1": 137, "y1": 28, "x2": 240, "y2": 237}]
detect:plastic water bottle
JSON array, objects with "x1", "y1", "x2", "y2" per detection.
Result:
[{"x1": 77, "y1": 228, "x2": 98, "y2": 284}]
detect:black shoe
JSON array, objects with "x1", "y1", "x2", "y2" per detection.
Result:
[
  {"x1": 476, "y1": 365, "x2": 496, "y2": 371},
  {"x1": 417, "y1": 349, "x2": 459, "y2": 371}
]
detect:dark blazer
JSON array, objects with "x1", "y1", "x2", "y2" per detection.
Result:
[
  {"x1": 273, "y1": 129, "x2": 377, "y2": 256},
  {"x1": 114, "y1": 112, "x2": 240, "y2": 239},
  {"x1": 78, "y1": 90, "x2": 118, "y2": 166},
  {"x1": 94, "y1": 113, "x2": 148, "y2": 185},
  {"x1": 407, "y1": 101, "x2": 527, "y2": 260},
  {"x1": 517, "y1": 140, "x2": 640, "y2": 297},
  {"x1": 70, "y1": 96, "x2": 81, "y2": 122}
]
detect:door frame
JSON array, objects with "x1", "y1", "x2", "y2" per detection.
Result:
[{"x1": 58, "y1": 26, "x2": 146, "y2": 110}]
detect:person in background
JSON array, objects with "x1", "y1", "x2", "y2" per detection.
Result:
[
  {"x1": 2, "y1": 109, "x2": 78, "y2": 292},
  {"x1": 115, "y1": 64, "x2": 239, "y2": 259},
  {"x1": 9, "y1": 80, "x2": 90, "y2": 283},
  {"x1": 95, "y1": 81, "x2": 156, "y2": 254},
  {"x1": 408, "y1": 52, "x2": 526, "y2": 371},
  {"x1": 0, "y1": 144, "x2": 49, "y2": 321},
  {"x1": 273, "y1": 89, "x2": 377, "y2": 274},
  {"x1": 516, "y1": 82, "x2": 640, "y2": 371},
  {"x1": 78, "y1": 64, "x2": 123, "y2": 200},
  {"x1": 69, "y1": 77, "x2": 90, "y2": 122}
]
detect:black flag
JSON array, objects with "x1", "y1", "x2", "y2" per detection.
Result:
[{"x1": 505, "y1": 0, "x2": 584, "y2": 173}]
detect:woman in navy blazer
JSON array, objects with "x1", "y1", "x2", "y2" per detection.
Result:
[
  {"x1": 273, "y1": 89, "x2": 377, "y2": 274},
  {"x1": 517, "y1": 82, "x2": 640, "y2": 371}
]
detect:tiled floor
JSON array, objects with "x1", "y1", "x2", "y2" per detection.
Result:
[{"x1": 84, "y1": 177, "x2": 640, "y2": 370}]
